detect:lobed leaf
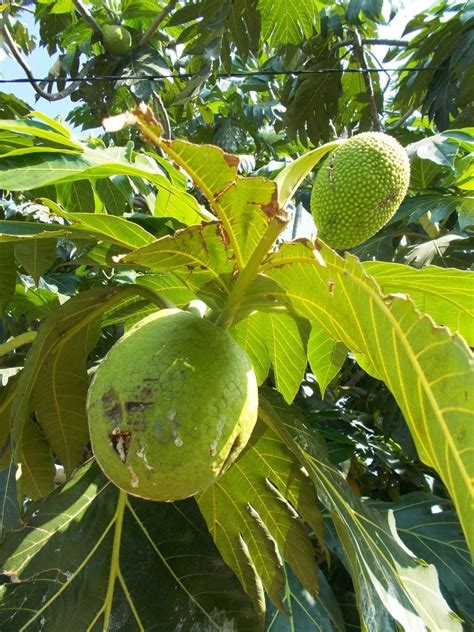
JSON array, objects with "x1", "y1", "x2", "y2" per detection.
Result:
[
  {"x1": 260, "y1": 393, "x2": 463, "y2": 632},
  {"x1": 125, "y1": 222, "x2": 234, "y2": 310},
  {"x1": 258, "y1": 241, "x2": 474, "y2": 556},
  {"x1": 307, "y1": 323, "x2": 347, "y2": 397},
  {"x1": 156, "y1": 137, "x2": 283, "y2": 269},
  {"x1": 198, "y1": 420, "x2": 325, "y2": 616},
  {"x1": 0, "y1": 462, "x2": 260, "y2": 631},
  {"x1": 372, "y1": 492, "x2": 474, "y2": 624},
  {"x1": 364, "y1": 261, "x2": 474, "y2": 346},
  {"x1": 265, "y1": 567, "x2": 345, "y2": 632}
]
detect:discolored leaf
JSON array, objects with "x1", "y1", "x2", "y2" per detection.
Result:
[
  {"x1": 146, "y1": 135, "x2": 283, "y2": 269},
  {"x1": 125, "y1": 222, "x2": 234, "y2": 310}
]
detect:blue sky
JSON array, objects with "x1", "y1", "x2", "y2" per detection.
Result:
[{"x1": 0, "y1": 1, "x2": 435, "y2": 133}]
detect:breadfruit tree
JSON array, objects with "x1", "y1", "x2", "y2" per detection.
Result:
[{"x1": 0, "y1": 1, "x2": 472, "y2": 631}]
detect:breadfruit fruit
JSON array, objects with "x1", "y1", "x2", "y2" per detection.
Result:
[
  {"x1": 310, "y1": 132, "x2": 410, "y2": 249},
  {"x1": 102, "y1": 24, "x2": 132, "y2": 56},
  {"x1": 87, "y1": 309, "x2": 258, "y2": 501}
]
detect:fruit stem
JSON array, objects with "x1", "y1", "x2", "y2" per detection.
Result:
[{"x1": 215, "y1": 217, "x2": 286, "y2": 330}]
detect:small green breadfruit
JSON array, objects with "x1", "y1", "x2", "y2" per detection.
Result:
[
  {"x1": 102, "y1": 24, "x2": 132, "y2": 56},
  {"x1": 87, "y1": 309, "x2": 258, "y2": 501},
  {"x1": 310, "y1": 132, "x2": 410, "y2": 249}
]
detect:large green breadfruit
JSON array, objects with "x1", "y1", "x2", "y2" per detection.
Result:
[
  {"x1": 87, "y1": 309, "x2": 258, "y2": 501},
  {"x1": 310, "y1": 132, "x2": 410, "y2": 249},
  {"x1": 102, "y1": 24, "x2": 132, "y2": 56}
]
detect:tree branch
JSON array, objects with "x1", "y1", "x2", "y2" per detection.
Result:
[
  {"x1": 388, "y1": 106, "x2": 417, "y2": 129},
  {"x1": 139, "y1": 0, "x2": 179, "y2": 47},
  {"x1": 352, "y1": 34, "x2": 381, "y2": 131},
  {"x1": 71, "y1": 0, "x2": 102, "y2": 37},
  {"x1": 2, "y1": 22, "x2": 97, "y2": 102}
]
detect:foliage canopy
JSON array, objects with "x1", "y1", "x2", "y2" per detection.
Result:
[{"x1": 0, "y1": 1, "x2": 472, "y2": 631}]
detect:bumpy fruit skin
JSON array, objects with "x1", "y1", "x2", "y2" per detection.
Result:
[
  {"x1": 87, "y1": 309, "x2": 258, "y2": 501},
  {"x1": 102, "y1": 25, "x2": 132, "y2": 56},
  {"x1": 311, "y1": 132, "x2": 410, "y2": 249}
]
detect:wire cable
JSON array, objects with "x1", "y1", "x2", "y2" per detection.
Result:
[{"x1": 0, "y1": 66, "x2": 443, "y2": 84}]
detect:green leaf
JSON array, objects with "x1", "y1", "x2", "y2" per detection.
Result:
[
  {"x1": 31, "y1": 322, "x2": 99, "y2": 477},
  {"x1": 364, "y1": 261, "x2": 474, "y2": 346},
  {"x1": 0, "y1": 462, "x2": 261, "y2": 631},
  {"x1": 198, "y1": 420, "x2": 324, "y2": 615},
  {"x1": 0, "y1": 146, "x2": 205, "y2": 226},
  {"x1": 1, "y1": 210, "x2": 155, "y2": 254},
  {"x1": 0, "y1": 376, "x2": 18, "y2": 469},
  {"x1": 262, "y1": 313, "x2": 307, "y2": 404},
  {"x1": 0, "y1": 462, "x2": 20, "y2": 541},
  {"x1": 258, "y1": 0, "x2": 319, "y2": 45},
  {"x1": 0, "y1": 118, "x2": 83, "y2": 151},
  {"x1": 0, "y1": 243, "x2": 16, "y2": 308},
  {"x1": 260, "y1": 393, "x2": 463, "y2": 632},
  {"x1": 56, "y1": 179, "x2": 96, "y2": 213},
  {"x1": 44, "y1": 204, "x2": 156, "y2": 250},
  {"x1": 274, "y1": 140, "x2": 342, "y2": 207},
  {"x1": 125, "y1": 222, "x2": 234, "y2": 310},
  {"x1": 265, "y1": 567, "x2": 345, "y2": 631},
  {"x1": 230, "y1": 309, "x2": 308, "y2": 401},
  {"x1": 14, "y1": 238, "x2": 57, "y2": 283},
  {"x1": 8, "y1": 284, "x2": 61, "y2": 322},
  {"x1": 158, "y1": 139, "x2": 281, "y2": 269},
  {"x1": 231, "y1": 311, "x2": 271, "y2": 385},
  {"x1": 307, "y1": 323, "x2": 347, "y2": 397},
  {"x1": 20, "y1": 419, "x2": 55, "y2": 501},
  {"x1": 9, "y1": 286, "x2": 164, "y2": 468},
  {"x1": 372, "y1": 493, "x2": 474, "y2": 624},
  {"x1": 259, "y1": 241, "x2": 474, "y2": 555},
  {"x1": 94, "y1": 177, "x2": 129, "y2": 216},
  {"x1": 0, "y1": 221, "x2": 71, "y2": 243}
]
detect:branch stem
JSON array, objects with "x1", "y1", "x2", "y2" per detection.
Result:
[
  {"x1": 71, "y1": 0, "x2": 102, "y2": 37},
  {"x1": 1, "y1": 21, "x2": 97, "y2": 102},
  {"x1": 139, "y1": 0, "x2": 178, "y2": 46},
  {"x1": 0, "y1": 332, "x2": 37, "y2": 357},
  {"x1": 215, "y1": 218, "x2": 286, "y2": 330}
]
